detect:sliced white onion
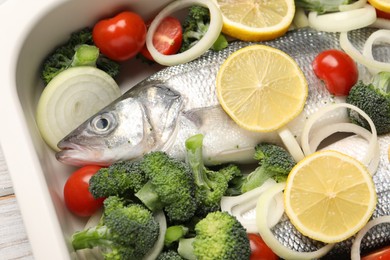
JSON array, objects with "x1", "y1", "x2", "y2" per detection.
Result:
[
  {"x1": 309, "y1": 123, "x2": 380, "y2": 175},
  {"x1": 351, "y1": 215, "x2": 390, "y2": 260},
  {"x1": 301, "y1": 103, "x2": 378, "y2": 167},
  {"x1": 278, "y1": 127, "x2": 305, "y2": 163},
  {"x1": 256, "y1": 183, "x2": 335, "y2": 260},
  {"x1": 339, "y1": 0, "x2": 367, "y2": 11},
  {"x1": 362, "y1": 29, "x2": 390, "y2": 75},
  {"x1": 146, "y1": 0, "x2": 223, "y2": 66},
  {"x1": 370, "y1": 18, "x2": 390, "y2": 30},
  {"x1": 143, "y1": 210, "x2": 167, "y2": 260},
  {"x1": 292, "y1": 7, "x2": 309, "y2": 29},
  {"x1": 231, "y1": 185, "x2": 284, "y2": 232},
  {"x1": 36, "y1": 67, "x2": 121, "y2": 151},
  {"x1": 220, "y1": 179, "x2": 283, "y2": 232},
  {"x1": 308, "y1": 4, "x2": 376, "y2": 32},
  {"x1": 340, "y1": 31, "x2": 390, "y2": 74}
]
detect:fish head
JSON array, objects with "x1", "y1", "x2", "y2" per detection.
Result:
[
  {"x1": 56, "y1": 82, "x2": 183, "y2": 166},
  {"x1": 55, "y1": 96, "x2": 155, "y2": 166}
]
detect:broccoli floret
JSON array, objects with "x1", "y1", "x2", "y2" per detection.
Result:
[
  {"x1": 295, "y1": 0, "x2": 354, "y2": 14},
  {"x1": 180, "y1": 6, "x2": 228, "y2": 53},
  {"x1": 41, "y1": 28, "x2": 120, "y2": 84},
  {"x1": 135, "y1": 151, "x2": 197, "y2": 223},
  {"x1": 177, "y1": 211, "x2": 251, "y2": 260},
  {"x1": 157, "y1": 250, "x2": 184, "y2": 260},
  {"x1": 240, "y1": 143, "x2": 296, "y2": 193},
  {"x1": 89, "y1": 160, "x2": 148, "y2": 199},
  {"x1": 346, "y1": 72, "x2": 390, "y2": 135},
  {"x1": 71, "y1": 196, "x2": 159, "y2": 260},
  {"x1": 185, "y1": 134, "x2": 242, "y2": 216}
]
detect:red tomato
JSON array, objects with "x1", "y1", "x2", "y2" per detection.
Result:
[
  {"x1": 248, "y1": 233, "x2": 279, "y2": 260},
  {"x1": 376, "y1": 9, "x2": 390, "y2": 20},
  {"x1": 140, "y1": 16, "x2": 183, "y2": 61},
  {"x1": 362, "y1": 245, "x2": 390, "y2": 260},
  {"x1": 63, "y1": 165, "x2": 105, "y2": 217},
  {"x1": 93, "y1": 11, "x2": 147, "y2": 61},
  {"x1": 312, "y1": 49, "x2": 359, "y2": 96}
]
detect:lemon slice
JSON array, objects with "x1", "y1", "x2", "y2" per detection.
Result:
[
  {"x1": 212, "y1": 0, "x2": 295, "y2": 41},
  {"x1": 368, "y1": 0, "x2": 390, "y2": 12},
  {"x1": 284, "y1": 150, "x2": 377, "y2": 243},
  {"x1": 216, "y1": 44, "x2": 308, "y2": 132}
]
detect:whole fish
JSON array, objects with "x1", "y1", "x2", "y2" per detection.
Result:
[{"x1": 56, "y1": 27, "x2": 390, "y2": 258}]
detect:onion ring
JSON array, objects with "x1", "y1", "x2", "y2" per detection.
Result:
[
  {"x1": 351, "y1": 215, "x2": 390, "y2": 260},
  {"x1": 362, "y1": 29, "x2": 390, "y2": 75},
  {"x1": 309, "y1": 122, "x2": 380, "y2": 174},
  {"x1": 146, "y1": 0, "x2": 223, "y2": 66},
  {"x1": 340, "y1": 31, "x2": 390, "y2": 74},
  {"x1": 308, "y1": 4, "x2": 376, "y2": 32},
  {"x1": 301, "y1": 103, "x2": 378, "y2": 167}
]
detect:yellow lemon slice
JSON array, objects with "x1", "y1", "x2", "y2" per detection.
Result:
[
  {"x1": 368, "y1": 0, "x2": 390, "y2": 12},
  {"x1": 212, "y1": 0, "x2": 295, "y2": 41},
  {"x1": 216, "y1": 44, "x2": 308, "y2": 132},
  {"x1": 284, "y1": 150, "x2": 377, "y2": 243}
]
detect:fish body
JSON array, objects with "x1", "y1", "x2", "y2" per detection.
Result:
[
  {"x1": 56, "y1": 27, "x2": 354, "y2": 166},
  {"x1": 55, "y1": 28, "x2": 390, "y2": 258}
]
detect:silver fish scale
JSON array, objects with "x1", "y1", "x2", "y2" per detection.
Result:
[
  {"x1": 147, "y1": 28, "x2": 376, "y2": 115},
  {"x1": 147, "y1": 28, "x2": 390, "y2": 258}
]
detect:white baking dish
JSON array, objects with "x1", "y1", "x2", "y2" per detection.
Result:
[{"x1": 0, "y1": 0, "x2": 172, "y2": 259}]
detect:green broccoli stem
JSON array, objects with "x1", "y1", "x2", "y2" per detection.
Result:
[
  {"x1": 135, "y1": 181, "x2": 165, "y2": 211},
  {"x1": 71, "y1": 225, "x2": 113, "y2": 251},
  {"x1": 164, "y1": 225, "x2": 189, "y2": 247},
  {"x1": 185, "y1": 134, "x2": 208, "y2": 189},
  {"x1": 240, "y1": 166, "x2": 270, "y2": 193},
  {"x1": 184, "y1": 31, "x2": 204, "y2": 41},
  {"x1": 71, "y1": 44, "x2": 100, "y2": 67},
  {"x1": 372, "y1": 71, "x2": 390, "y2": 94},
  {"x1": 177, "y1": 238, "x2": 196, "y2": 260}
]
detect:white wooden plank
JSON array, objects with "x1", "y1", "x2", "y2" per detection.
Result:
[
  {"x1": 0, "y1": 148, "x2": 14, "y2": 197},
  {"x1": 0, "y1": 195, "x2": 33, "y2": 259}
]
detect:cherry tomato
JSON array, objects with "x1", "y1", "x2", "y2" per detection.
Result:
[
  {"x1": 312, "y1": 49, "x2": 359, "y2": 96},
  {"x1": 63, "y1": 165, "x2": 105, "y2": 217},
  {"x1": 248, "y1": 233, "x2": 279, "y2": 260},
  {"x1": 376, "y1": 9, "x2": 390, "y2": 20},
  {"x1": 140, "y1": 16, "x2": 183, "y2": 61},
  {"x1": 93, "y1": 11, "x2": 147, "y2": 61},
  {"x1": 362, "y1": 245, "x2": 390, "y2": 260}
]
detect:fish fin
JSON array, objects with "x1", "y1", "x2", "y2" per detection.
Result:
[{"x1": 183, "y1": 105, "x2": 230, "y2": 128}]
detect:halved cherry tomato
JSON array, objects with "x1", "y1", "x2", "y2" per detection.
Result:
[
  {"x1": 93, "y1": 11, "x2": 147, "y2": 61},
  {"x1": 312, "y1": 49, "x2": 359, "y2": 96},
  {"x1": 248, "y1": 233, "x2": 279, "y2": 260},
  {"x1": 140, "y1": 16, "x2": 183, "y2": 62},
  {"x1": 362, "y1": 245, "x2": 390, "y2": 260},
  {"x1": 63, "y1": 165, "x2": 104, "y2": 217}
]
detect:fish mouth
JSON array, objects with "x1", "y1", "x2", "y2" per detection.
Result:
[{"x1": 56, "y1": 142, "x2": 104, "y2": 167}]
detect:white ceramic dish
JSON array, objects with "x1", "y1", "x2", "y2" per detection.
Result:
[{"x1": 0, "y1": 0, "x2": 172, "y2": 259}]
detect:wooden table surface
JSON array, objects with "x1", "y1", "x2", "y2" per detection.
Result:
[{"x1": 0, "y1": 146, "x2": 34, "y2": 259}]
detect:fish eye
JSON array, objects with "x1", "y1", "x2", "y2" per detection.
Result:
[
  {"x1": 95, "y1": 117, "x2": 109, "y2": 129},
  {"x1": 91, "y1": 112, "x2": 116, "y2": 133}
]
